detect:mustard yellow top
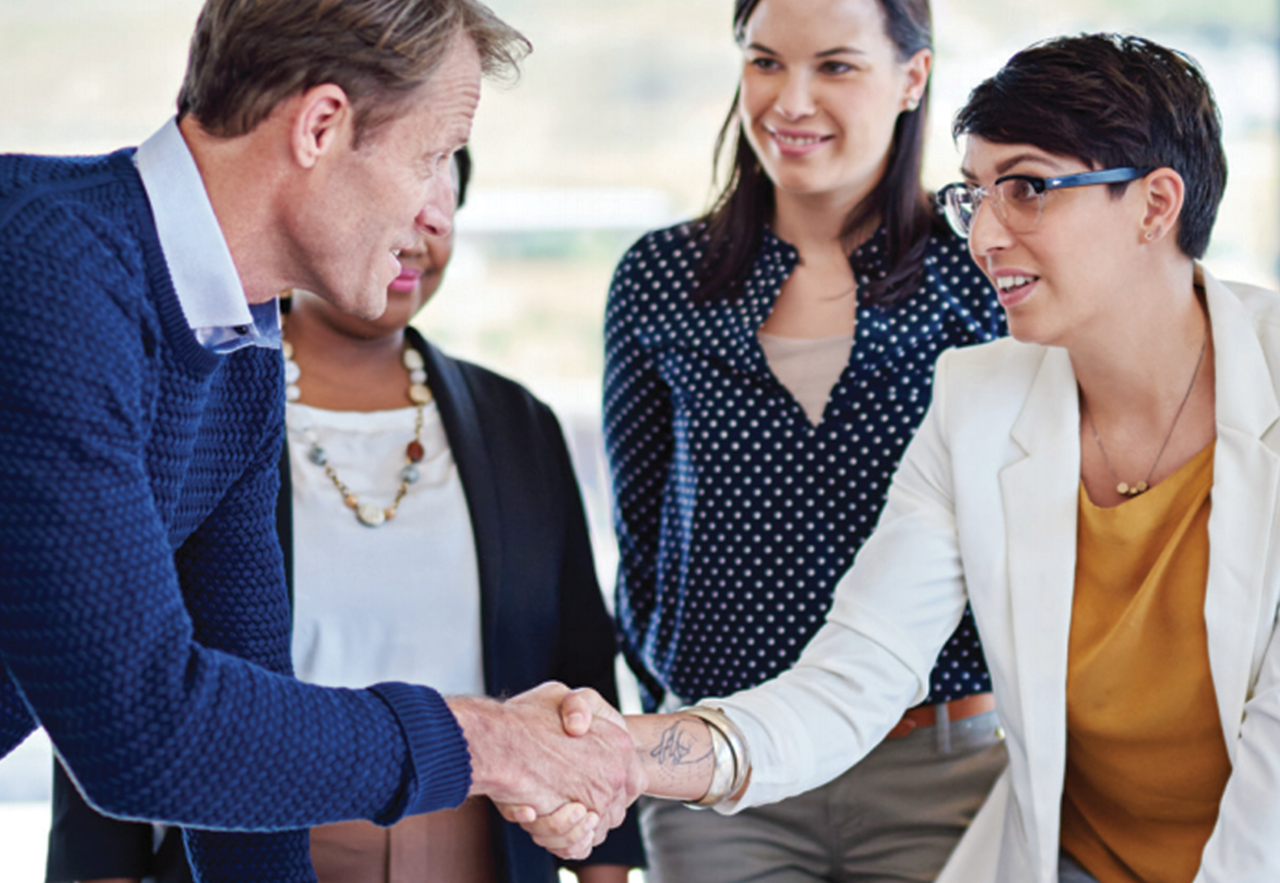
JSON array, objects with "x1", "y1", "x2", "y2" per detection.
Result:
[{"x1": 1062, "y1": 442, "x2": 1230, "y2": 883}]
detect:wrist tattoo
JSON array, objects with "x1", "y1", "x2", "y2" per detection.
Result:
[{"x1": 650, "y1": 720, "x2": 712, "y2": 767}]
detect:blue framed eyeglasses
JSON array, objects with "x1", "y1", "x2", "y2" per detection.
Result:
[{"x1": 938, "y1": 167, "x2": 1152, "y2": 239}]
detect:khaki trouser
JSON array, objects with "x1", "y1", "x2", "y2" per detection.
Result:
[{"x1": 641, "y1": 709, "x2": 1007, "y2": 883}]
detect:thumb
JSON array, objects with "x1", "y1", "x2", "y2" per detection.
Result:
[{"x1": 560, "y1": 688, "x2": 602, "y2": 737}]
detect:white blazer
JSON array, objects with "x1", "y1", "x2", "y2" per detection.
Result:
[{"x1": 717, "y1": 267, "x2": 1280, "y2": 883}]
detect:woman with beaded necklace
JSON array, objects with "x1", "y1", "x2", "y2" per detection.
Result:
[
  {"x1": 602, "y1": 0, "x2": 1007, "y2": 880},
  {"x1": 46, "y1": 149, "x2": 642, "y2": 883}
]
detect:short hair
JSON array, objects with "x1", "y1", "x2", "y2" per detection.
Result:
[
  {"x1": 952, "y1": 33, "x2": 1226, "y2": 259},
  {"x1": 177, "y1": 0, "x2": 530, "y2": 145}
]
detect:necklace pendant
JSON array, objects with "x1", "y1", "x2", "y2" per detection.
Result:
[
  {"x1": 1132, "y1": 480, "x2": 1149, "y2": 494},
  {"x1": 356, "y1": 502, "x2": 387, "y2": 527},
  {"x1": 1117, "y1": 481, "x2": 1130, "y2": 495}
]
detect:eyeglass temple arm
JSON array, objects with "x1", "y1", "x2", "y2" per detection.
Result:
[{"x1": 1042, "y1": 167, "x2": 1152, "y2": 190}]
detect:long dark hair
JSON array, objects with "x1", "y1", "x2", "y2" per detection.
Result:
[{"x1": 692, "y1": 0, "x2": 935, "y2": 306}]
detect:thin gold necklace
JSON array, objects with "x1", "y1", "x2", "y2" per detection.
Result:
[
  {"x1": 1084, "y1": 323, "x2": 1208, "y2": 497},
  {"x1": 283, "y1": 338, "x2": 432, "y2": 527}
]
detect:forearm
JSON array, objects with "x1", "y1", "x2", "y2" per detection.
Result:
[{"x1": 624, "y1": 714, "x2": 715, "y2": 803}]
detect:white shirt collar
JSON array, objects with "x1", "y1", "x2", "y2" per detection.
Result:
[{"x1": 135, "y1": 118, "x2": 273, "y2": 348}]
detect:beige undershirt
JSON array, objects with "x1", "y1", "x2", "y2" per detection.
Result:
[{"x1": 757, "y1": 331, "x2": 855, "y2": 426}]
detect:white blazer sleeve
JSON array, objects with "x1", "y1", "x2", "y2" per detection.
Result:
[
  {"x1": 714, "y1": 349, "x2": 973, "y2": 809},
  {"x1": 1196, "y1": 607, "x2": 1280, "y2": 882}
]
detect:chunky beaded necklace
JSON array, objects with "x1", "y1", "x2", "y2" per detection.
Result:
[{"x1": 283, "y1": 338, "x2": 431, "y2": 527}]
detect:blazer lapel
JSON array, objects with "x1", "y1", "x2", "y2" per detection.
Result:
[
  {"x1": 1199, "y1": 268, "x2": 1280, "y2": 750},
  {"x1": 998, "y1": 345, "x2": 1080, "y2": 875},
  {"x1": 413, "y1": 331, "x2": 503, "y2": 692}
]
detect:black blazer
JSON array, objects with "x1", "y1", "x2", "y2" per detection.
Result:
[{"x1": 47, "y1": 330, "x2": 644, "y2": 883}]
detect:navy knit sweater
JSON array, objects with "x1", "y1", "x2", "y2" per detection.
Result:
[{"x1": 0, "y1": 150, "x2": 471, "y2": 881}]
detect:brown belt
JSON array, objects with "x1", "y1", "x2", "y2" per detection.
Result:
[{"x1": 886, "y1": 691, "x2": 995, "y2": 739}]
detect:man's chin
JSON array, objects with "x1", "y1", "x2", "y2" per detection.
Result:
[
  {"x1": 320, "y1": 285, "x2": 388, "y2": 321},
  {"x1": 351, "y1": 293, "x2": 389, "y2": 321}
]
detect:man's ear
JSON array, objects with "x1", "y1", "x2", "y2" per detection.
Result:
[
  {"x1": 289, "y1": 84, "x2": 354, "y2": 169},
  {"x1": 1138, "y1": 166, "x2": 1185, "y2": 246}
]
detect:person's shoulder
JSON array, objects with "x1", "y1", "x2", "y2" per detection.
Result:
[
  {"x1": 0, "y1": 149, "x2": 135, "y2": 229},
  {"x1": 923, "y1": 338, "x2": 1049, "y2": 445},
  {"x1": 416, "y1": 333, "x2": 554, "y2": 423},
  {"x1": 608, "y1": 220, "x2": 710, "y2": 318},
  {"x1": 937, "y1": 335, "x2": 1045, "y2": 396},
  {"x1": 1215, "y1": 273, "x2": 1280, "y2": 359},
  {"x1": 0, "y1": 150, "x2": 148, "y2": 294},
  {"x1": 1222, "y1": 276, "x2": 1280, "y2": 320},
  {"x1": 0, "y1": 150, "x2": 158, "y2": 335},
  {"x1": 617, "y1": 219, "x2": 709, "y2": 269}
]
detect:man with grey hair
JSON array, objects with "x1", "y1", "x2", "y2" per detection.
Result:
[{"x1": 0, "y1": 2, "x2": 641, "y2": 880}]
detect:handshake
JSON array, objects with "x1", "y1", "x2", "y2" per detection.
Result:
[{"x1": 447, "y1": 682, "x2": 745, "y2": 859}]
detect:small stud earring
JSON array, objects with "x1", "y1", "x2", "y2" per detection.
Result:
[
  {"x1": 905, "y1": 98, "x2": 919, "y2": 112},
  {"x1": 1144, "y1": 230, "x2": 1155, "y2": 242}
]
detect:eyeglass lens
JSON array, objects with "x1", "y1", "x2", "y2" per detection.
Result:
[{"x1": 944, "y1": 180, "x2": 1045, "y2": 238}]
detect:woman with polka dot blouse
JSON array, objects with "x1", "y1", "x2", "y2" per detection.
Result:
[{"x1": 602, "y1": 0, "x2": 1007, "y2": 879}]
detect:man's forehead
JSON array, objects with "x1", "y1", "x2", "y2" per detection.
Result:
[{"x1": 399, "y1": 40, "x2": 483, "y2": 141}]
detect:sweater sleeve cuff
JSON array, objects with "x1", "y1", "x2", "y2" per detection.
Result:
[{"x1": 367, "y1": 682, "x2": 472, "y2": 824}]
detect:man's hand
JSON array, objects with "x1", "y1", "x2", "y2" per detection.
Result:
[
  {"x1": 448, "y1": 683, "x2": 645, "y2": 860},
  {"x1": 494, "y1": 687, "x2": 622, "y2": 857}
]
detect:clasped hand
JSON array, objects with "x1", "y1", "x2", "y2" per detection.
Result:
[
  {"x1": 454, "y1": 682, "x2": 644, "y2": 860},
  {"x1": 490, "y1": 685, "x2": 640, "y2": 860}
]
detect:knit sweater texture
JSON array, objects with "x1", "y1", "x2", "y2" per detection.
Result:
[{"x1": 0, "y1": 149, "x2": 471, "y2": 882}]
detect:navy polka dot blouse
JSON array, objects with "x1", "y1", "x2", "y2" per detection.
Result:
[{"x1": 603, "y1": 220, "x2": 1006, "y2": 711}]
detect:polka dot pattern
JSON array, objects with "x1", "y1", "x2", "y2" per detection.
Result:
[{"x1": 604, "y1": 222, "x2": 1006, "y2": 710}]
